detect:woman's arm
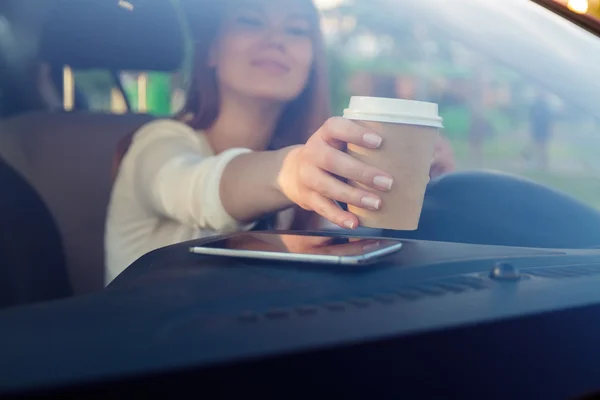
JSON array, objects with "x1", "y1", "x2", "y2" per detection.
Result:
[
  {"x1": 130, "y1": 117, "x2": 395, "y2": 231},
  {"x1": 219, "y1": 146, "x2": 297, "y2": 223},
  {"x1": 130, "y1": 120, "x2": 272, "y2": 231}
]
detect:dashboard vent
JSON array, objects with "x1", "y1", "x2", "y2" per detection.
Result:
[
  {"x1": 524, "y1": 263, "x2": 600, "y2": 279},
  {"x1": 239, "y1": 275, "x2": 491, "y2": 323}
]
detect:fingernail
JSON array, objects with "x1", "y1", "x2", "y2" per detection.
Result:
[
  {"x1": 361, "y1": 196, "x2": 381, "y2": 210},
  {"x1": 373, "y1": 176, "x2": 393, "y2": 190},
  {"x1": 343, "y1": 220, "x2": 356, "y2": 229},
  {"x1": 363, "y1": 133, "x2": 382, "y2": 148}
]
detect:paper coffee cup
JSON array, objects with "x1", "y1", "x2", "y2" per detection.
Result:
[{"x1": 344, "y1": 96, "x2": 443, "y2": 230}]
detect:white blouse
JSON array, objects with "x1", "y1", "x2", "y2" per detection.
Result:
[{"x1": 104, "y1": 119, "x2": 295, "y2": 285}]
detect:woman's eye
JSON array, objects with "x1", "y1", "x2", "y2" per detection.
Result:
[
  {"x1": 236, "y1": 16, "x2": 263, "y2": 27},
  {"x1": 286, "y1": 26, "x2": 310, "y2": 37}
]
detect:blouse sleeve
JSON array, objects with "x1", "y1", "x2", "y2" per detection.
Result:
[{"x1": 123, "y1": 119, "x2": 256, "y2": 232}]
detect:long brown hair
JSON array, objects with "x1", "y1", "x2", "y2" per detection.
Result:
[{"x1": 114, "y1": 0, "x2": 331, "y2": 229}]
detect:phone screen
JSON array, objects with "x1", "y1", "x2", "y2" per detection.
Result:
[{"x1": 200, "y1": 232, "x2": 402, "y2": 258}]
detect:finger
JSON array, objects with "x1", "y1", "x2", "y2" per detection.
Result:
[
  {"x1": 434, "y1": 136, "x2": 456, "y2": 170},
  {"x1": 318, "y1": 117, "x2": 383, "y2": 150},
  {"x1": 429, "y1": 165, "x2": 444, "y2": 180},
  {"x1": 315, "y1": 146, "x2": 394, "y2": 191},
  {"x1": 306, "y1": 168, "x2": 382, "y2": 211},
  {"x1": 430, "y1": 153, "x2": 455, "y2": 179},
  {"x1": 306, "y1": 192, "x2": 359, "y2": 230}
]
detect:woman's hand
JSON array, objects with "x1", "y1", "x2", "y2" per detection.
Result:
[
  {"x1": 277, "y1": 117, "x2": 393, "y2": 230},
  {"x1": 429, "y1": 135, "x2": 456, "y2": 179}
]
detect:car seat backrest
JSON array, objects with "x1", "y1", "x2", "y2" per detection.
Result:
[
  {"x1": 0, "y1": 111, "x2": 154, "y2": 293},
  {"x1": 0, "y1": 157, "x2": 72, "y2": 309}
]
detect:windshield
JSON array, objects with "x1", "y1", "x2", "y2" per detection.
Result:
[
  {"x1": 40, "y1": 0, "x2": 600, "y2": 209},
  {"x1": 319, "y1": 0, "x2": 600, "y2": 209}
]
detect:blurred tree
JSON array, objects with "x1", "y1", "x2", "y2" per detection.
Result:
[{"x1": 319, "y1": 0, "x2": 527, "y2": 143}]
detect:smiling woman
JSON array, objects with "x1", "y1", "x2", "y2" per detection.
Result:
[
  {"x1": 206, "y1": 0, "x2": 318, "y2": 118},
  {"x1": 106, "y1": 0, "x2": 399, "y2": 284}
]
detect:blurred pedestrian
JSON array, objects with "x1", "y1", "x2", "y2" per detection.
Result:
[{"x1": 528, "y1": 92, "x2": 554, "y2": 170}]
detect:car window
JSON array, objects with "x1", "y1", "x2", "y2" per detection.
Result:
[
  {"x1": 320, "y1": 0, "x2": 600, "y2": 210},
  {"x1": 69, "y1": 68, "x2": 186, "y2": 116},
  {"x1": 33, "y1": 0, "x2": 600, "y2": 211}
]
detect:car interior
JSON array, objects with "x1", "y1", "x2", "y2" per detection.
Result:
[
  {"x1": 2, "y1": 0, "x2": 600, "y2": 398},
  {"x1": 0, "y1": 0, "x2": 183, "y2": 303},
  {"x1": 0, "y1": 0, "x2": 598, "y2": 307}
]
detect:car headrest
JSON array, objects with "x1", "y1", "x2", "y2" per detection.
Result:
[{"x1": 38, "y1": 0, "x2": 185, "y2": 71}]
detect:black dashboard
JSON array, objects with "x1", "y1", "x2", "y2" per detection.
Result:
[{"x1": 2, "y1": 235, "x2": 600, "y2": 399}]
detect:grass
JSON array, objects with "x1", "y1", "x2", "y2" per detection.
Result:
[
  {"x1": 450, "y1": 135, "x2": 600, "y2": 211},
  {"x1": 520, "y1": 171, "x2": 600, "y2": 210}
]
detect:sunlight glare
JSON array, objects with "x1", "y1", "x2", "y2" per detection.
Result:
[{"x1": 567, "y1": 0, "x2": 589, "y2": 13}]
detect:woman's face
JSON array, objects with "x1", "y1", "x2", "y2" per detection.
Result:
[{"x1": 210, "y1": 0, "x2": 316, "y2": 103}]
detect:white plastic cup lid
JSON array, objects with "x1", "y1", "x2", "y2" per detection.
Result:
[{"x1": 343, "y1": 96, "x2": 443, "y2": 128}]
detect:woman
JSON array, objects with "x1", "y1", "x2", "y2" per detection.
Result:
[{"x1": 105, "y1": 0, "x2": 453, "y2": 284}]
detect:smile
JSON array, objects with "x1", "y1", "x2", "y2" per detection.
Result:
[{"x1": 251, "y1": 59, "x2": 290, "y2": 74}]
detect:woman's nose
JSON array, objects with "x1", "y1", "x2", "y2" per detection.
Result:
[{"x1": 262, "y1": 27, "x2": 287, "y2": 51}]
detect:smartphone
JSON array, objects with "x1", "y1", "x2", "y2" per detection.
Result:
[{"x1": 189, "y1": 232, "x2": 403, "y2": 265}]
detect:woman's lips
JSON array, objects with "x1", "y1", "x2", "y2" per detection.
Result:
[{"x1": 251, "y1": 59, "x2": 290, "y2": 75}]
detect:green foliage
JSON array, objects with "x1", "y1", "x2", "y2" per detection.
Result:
[
  {"x1": 73, "y1": 70, "x2": 114, "y2": 94},
  {"x1": 73, "y1": 70, "x2": 114, "y2": 111},
  {"x1": 439, "y1": 106, "x2": 471, "y2": 140},
  {"x1": 145, "y1": 72, "x2": 172, "y2": 116}
]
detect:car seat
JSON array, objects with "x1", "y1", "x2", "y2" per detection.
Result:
[
  {"x1": 0, "y1": 157, "x2": 71, "y2": 309},
  {"x1": 0, "y1": 0, "x2": 184, "y2": 294}
]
